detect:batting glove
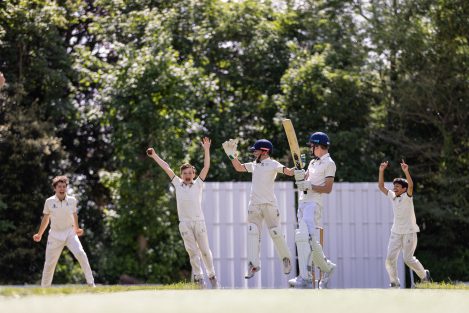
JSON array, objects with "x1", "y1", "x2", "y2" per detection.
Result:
[
  {"x1": 222, "y1": 138, "x2": 239, "y2": 160},
  {"x1": 294, "y1": 169, "x2": 305, "y2": 181},
  {"x1": 296, "y1": 180, "x2": 310, "y2": 192}
]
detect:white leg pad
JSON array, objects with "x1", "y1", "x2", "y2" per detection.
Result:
[
  {"x1": 247, "y1": 223, "x2": 260, "y2": 268},
  {"x1": 311, "y1": 237, "x2": 334, "y2": 272},
  {"x1": 295, "y1": 221, "x2": 313, "y2": 280},
  {"x1": 269, "y1": 226, "x2": 291, "y2": 261}
]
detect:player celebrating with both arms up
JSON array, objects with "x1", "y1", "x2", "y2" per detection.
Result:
[
  {"x1": 378, "y1": 160, "x2": 431, "y2": 288},
  {"x1": 223, "y1": 138, "x2": 295, "y2": 279},
  {"x1": 147, "y1": 137, "x2": 219, "y2": 288}
]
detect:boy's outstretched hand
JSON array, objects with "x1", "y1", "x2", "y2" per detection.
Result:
[
  {"x1": 202, "y1": 137, "x2": 211, "y2": 150},
  {"x1": 400, "y1": 159, "x2": 409, "y2": 172},
  {"x1": 379, "y1": 161, "x2": 389, "y2": 171}
]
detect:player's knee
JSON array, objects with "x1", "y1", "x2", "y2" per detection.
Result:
[
  {"x1": 403, "y1": 256, "x2": 416, "y2": 265},
  {"x1": 268, "y1": 226, "x2": 283, "y2": 239}
]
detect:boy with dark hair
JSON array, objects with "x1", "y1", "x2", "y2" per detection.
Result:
[{"x1": 378, "y1": 160, "x2": 431, "y2": 288}]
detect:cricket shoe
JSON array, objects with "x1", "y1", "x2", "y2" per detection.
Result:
[
  {"x1": 194, "y1": 276, "x2": 206, "y2": 288},
  {"x1": 244, "y1": 262, "x2": 261, "y2": 279},
  {"x1": 421, "y1": 270, "x2": 432, "y2": 283},
  {"x1": 319, "y1": 263, "x2": 336, "y2": 289},
  {"x1": 209, "y1": 275, "x2": 220, "y2": 289},
  {"x1": 288, "y1": 276, "x2": 313, "y2": 288},
  {"x1": 283, "y1": 257, "x2": 292, "y2": 275},
  {"x1": 389, "y1": 282, "x2": 400, "y2": 288}
]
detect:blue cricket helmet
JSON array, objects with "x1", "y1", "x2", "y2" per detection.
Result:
[
  {"x1": 249, "y1": 139, "x2": 273, "y2": 153},
  {"x1": 308, "y1": 132, "x2": 330, "y2": 146}
]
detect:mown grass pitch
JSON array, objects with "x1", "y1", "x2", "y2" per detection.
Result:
[{"x1": 1, "y1": 283, "x2": 468, "y2": 313}]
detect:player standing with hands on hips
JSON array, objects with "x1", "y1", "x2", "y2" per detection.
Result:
[
  {"x1": 289, "y1": 132, "x2": 337, "y2": 289},
  {"x1": 378, "y1": 160, "x2": 431, "y2": 288},
  {"x1": 147, "y1": 137, "x2": 219, "y2": 288},
  {"x1": 223, "y1": 138, "x2": 295, "y2": 279},
  {"x1": 33, "y1": 176, "x2": 95, "y2": 287}
]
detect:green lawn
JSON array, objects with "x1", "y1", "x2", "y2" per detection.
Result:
[{"x1": 0, "y1": 282, "x2": 198, "y2": 297}]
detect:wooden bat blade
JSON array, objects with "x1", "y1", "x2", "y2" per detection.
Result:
[{"x1": 282, "y1": 119, "x2": 304, "y2": 169}]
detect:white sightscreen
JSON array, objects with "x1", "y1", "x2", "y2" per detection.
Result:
[{"x1": 202, "y1": 182, "x2": 406, "y2": 288}]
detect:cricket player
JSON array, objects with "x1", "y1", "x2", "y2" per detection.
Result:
[
  {"x1": 223, "y1": 138, "x2": 294, "y2": 279},
  {"x1": 378, "y1": 160, "x2": 431, "y2": 288},
  {"x1": 147, "y1": 137, "x2": 219, "y2": 288},
  {"x1": 288, "y1": 132, "x2": 337, "y2": 289},
  {"x1": 33, "y1": 176, "x2": 95, "y2": 287}
]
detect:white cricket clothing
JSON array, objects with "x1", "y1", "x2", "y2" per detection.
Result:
[
  {"x1": 179, "y1": 220, "x2": 216, "y2": 278},
  {"x1": 41, "y1": 194, "x2": 94, "y2": 287},
  {"x1": 41, "y1": 228, "x2": 94, "y2": 287},
  {"x1": 171, "y1": 176, "x2": 205, "y2": 222},
  {"x1": 387, "y1": 190, "x2": 420, "y2": 234},
  {"x1": 244, "y1": 158, "x2": 285, "y2": 205},
  {"x1": 299, "y1": 153, "x2": 336, "y2": 206},
  {"x1": 385, "y1": 232, "x2": 426, "y2": 282},
  {"x1": 43, "y1": 195, "x2": 77, "y2": 231}
]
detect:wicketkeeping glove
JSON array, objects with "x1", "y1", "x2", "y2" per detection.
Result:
[
  {"x1": 222, "y1": 138, "x2": 239, "y2": 160},
  {"x1": 294, "y1": 169, "x2": 305, "y2": 181}
]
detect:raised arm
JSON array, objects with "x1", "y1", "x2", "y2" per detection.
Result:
[
  {"x1": 400, "y1": 160, "x2": 413, "y2": 196},
  {"x1": 147, "y1": 148, "x2": 176, "y2": 179},
  {"x1": 378, "y1": 161, "x2": 389, "y2": 195},
  {"x1": 222, "y1": 139, "x2": 247, "y2": 172},
  {"x1": 199, "y1": 137, "x2": 211, "y2": 181}
]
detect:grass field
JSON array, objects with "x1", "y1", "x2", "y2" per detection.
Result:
[{"x1": 1, "y1": 283, "x2": 469, "y2": 313}]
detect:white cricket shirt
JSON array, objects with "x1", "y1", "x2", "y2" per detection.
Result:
[
  {"x1": 171, "y1": 176, "x2": 205, "y2": 222},
  {"x1": 299, "y1": 153, "x2": 336, "y2": 206},
  {"x1": 244, "y1": 158, "x2": 285, "y2": 205},
  {"x1": 43, "y1": 195, "x2": 77, "y2": 231},
  {"x1": 387, "y1": 190, "x2": 420, "y2": 234}
]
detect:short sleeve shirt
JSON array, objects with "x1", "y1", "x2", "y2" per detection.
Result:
[
  {"x1": 387, "y1": 190, "x2": 420, "y2": 234},
  {"x1": 171, "y1": 176, "x2": 205, "y2": 222},
  {"x1": 43, "y1": 195, "x2": 77, "y2": 231},
  {"x1": 244, "y1": 158, "x2": 285, "y2": 205},
  {"x1": 299, "y1": 153, "x2": 336, "y2": 206}
]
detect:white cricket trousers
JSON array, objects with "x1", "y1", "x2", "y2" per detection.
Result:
[
  {"x1": 385, "y1": 232, "x2": 426, "y2": 284},
  {"x1": 178, "y1": 220, "x2": 216, "y2": 279},
  {"x1": 41, "y1": 228, "x2": 94, "y2": 287}
]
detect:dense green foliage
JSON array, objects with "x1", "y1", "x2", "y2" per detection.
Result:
[{"x1": 0, "y1": 0, "x2": 467, "y2": 284}]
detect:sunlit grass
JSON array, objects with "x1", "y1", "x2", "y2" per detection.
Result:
[
  {"x1": 415, "y1": 281, "x2": 469, "y2": 290},
  {"x1": 0, "y1": 282, "x2": 199, "y2": 297}
]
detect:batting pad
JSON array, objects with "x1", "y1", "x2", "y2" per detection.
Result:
[
  {"x1": 269, "y1": 226, "x2": 291, "y2": 262},
  {"x1": 247, "y1": 223, "x2": 260, "y2": 268},
  {"x1": 310, "y1": 237, "x2": 335, "y2": 273},
  {"x1": 295, "y1": 221, "x2": 313, "y2": 280}
]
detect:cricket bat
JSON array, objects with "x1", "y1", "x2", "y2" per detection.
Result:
[{"x1": 282, "y1": 119, "x2": 304, "y2": 170}]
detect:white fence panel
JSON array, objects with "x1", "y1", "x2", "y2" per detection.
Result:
[{"x1": 202, "y1": 182, "x2": 405, "y2": 288}]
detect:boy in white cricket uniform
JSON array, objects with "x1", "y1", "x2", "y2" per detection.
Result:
[
  {"x1": 147, "y1": 137, "x2": 218, "y2": 288},
  {"x1": 223, "y1": 138, "x2": 295, "y2": 279},
  {"x1": 33, "y1": 176, "x2": 95, "y2": 287},
  {"x1": 378, "y1": 160, "x2": 431, "y2": 288},
  {"x1": 289, "y1": 132, "x2": 337, "y2": 289}
]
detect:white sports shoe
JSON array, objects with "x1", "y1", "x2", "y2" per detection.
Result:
[
  {"x1": 194, "y1": 276, "x2": 206, "y2": 288},
  {"x1": 244, "y1": 262, "x2": 261, "y2": 279},
  {"x1": 421, "y1": 270, "x2": 431, "y2": 283},
  {"x1": 389, "y1": 282, "x2": 400, "y2": 288},
  {"x1": 319, "y1": 264, "x2": 336, "y2": 289},
  {"x1": 283, "y1": 258, "x2": 292, "y2": 275},
  {"x1": 288, "y1": 276, "x2": 313, "y2": 288},
  {"x1": 209, "y1": 275, "x2": 220, "y2": 289}
]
